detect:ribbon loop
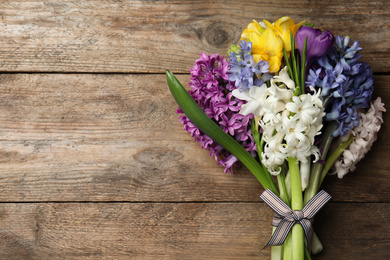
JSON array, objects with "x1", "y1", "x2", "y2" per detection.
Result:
[{"x1": 260, "y1": 189, "x2": 332, "y2": 252}]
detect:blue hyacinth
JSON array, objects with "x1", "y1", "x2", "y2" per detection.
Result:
[
  {"x1": 228, "y1": 40, "x2": 270, "y2": 90},
  {"x1": 306, "y1": 36, "x2": 374, "y2": 137}
]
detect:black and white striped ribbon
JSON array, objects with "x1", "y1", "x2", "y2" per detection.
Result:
[{"x1": 260, "y1": 189, "x2": 332, "y2": 252}]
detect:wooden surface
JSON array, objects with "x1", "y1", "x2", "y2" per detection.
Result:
[{"x1": 0, "y1": 1, "x2": 389, "y2": 259}]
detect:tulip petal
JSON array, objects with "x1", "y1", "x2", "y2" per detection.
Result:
[{"x1": 296, "y1": 26, "x2": 318, "y2": 53}]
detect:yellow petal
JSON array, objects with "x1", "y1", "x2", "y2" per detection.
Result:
[
  {"x1": 258, "y1": 29, "x2": 284, "y2": 57},
  {"x1": 249, "y1": 32, "x2": 263, "y2": 54},
  {"x1": 253, "y1": 53, "x2": 269, "y2": 63},
  {"x1": 285, "y1": 20, "x2": 306, "y2": 51},
  {"x1": 274, "y1": 16, "x2": 295, "y2": 35},
  {"x1": 282, "y1": 33, "x2": 292, "y2": 52},
  {"x1": 263, "y1": 19, "x2": 282, "y2": 36},
  {"x1": 276, "y1": 18, "x2": 306, "y2": 52},
  {"x1": 241, "y1": 20, "x2": 263, "y2": 40},
  {"x1": 292, "y1": 20, "x2": 306, "y2": 35},
  {"x1": 248, "y1": 20, "x2": 262, "y2": 33},
  {"x1": 268, "y1": 56, "x2": 282, "y2": 73},
  {"x1": 241, "y1": 28, "x2": 251, "y2": 41}
]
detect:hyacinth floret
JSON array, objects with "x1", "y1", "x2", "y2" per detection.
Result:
[
  {"x1": 177, "y1": 52, "x2": 257, "y2": 173},
  {"x1": 228, "y1": 40, "x2": 270, "y2": 90},
  {"x1": 306, "y1": 36, "x2": 373, "y2": 137},
  {"x1": 232, "y1": 67, "x2": 324, "y2": 175},
  {"x1": 334, "y1": 97, "x2": 385, "y2": 178}
]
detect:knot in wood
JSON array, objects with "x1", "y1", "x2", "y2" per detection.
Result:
[{"x1": 204, "y1": 23, "x2": 229, "y2": 47}]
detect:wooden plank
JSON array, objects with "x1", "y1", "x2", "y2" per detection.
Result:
[
  {"x1": 314, "y1": 203, "x2": 390, "y2": 259},
  {"x1": 0, "y1": 0, "x2": 389, "y2": 73},
  {"x1": 0, "y1": 74, "x2": 389, "y2": 202},
  {"x1": 0, "y1": 202, "x2": 388, "y2": 259}
]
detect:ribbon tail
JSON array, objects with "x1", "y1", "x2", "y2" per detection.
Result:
[
  {"x1": 272, "y1": 213, "x2": 283, "y2": 226},
  {"x1": 301, "y1": 190, "x2": 331, "y2": 253},
  {"x1": 302, "y1": 190, "x2": 332, "y2": 219},
  {"x1": 300, "y1": 219, "x2": 313, "y2": 253},
  {"x1": 263, "y1": 219, "x2": 295, "y2": 249}
]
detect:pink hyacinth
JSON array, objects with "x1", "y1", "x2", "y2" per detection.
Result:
[
  {"x1": 177, "y1": 53, "x2": 257, "y2": 173},
  {"x1": 334, "y1": 97, "x2": 386, "y2": 178}
]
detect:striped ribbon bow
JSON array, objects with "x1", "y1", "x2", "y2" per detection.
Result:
[{"x1": 260, "y1": 189, "x2": 332, "y2": 252}]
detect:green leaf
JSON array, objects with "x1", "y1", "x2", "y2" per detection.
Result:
[
  {"x1": 166, "y1": 70, "x2": 278, "y2": 195},
  {"x1": 251, "y1": 118, "x2": 268, "y2": 174},
  {"x1": 300, "y1": 37, "x2": 308, "y2": 94},
  {"x1": 290, "y1": 31, "x2": 300, "y2": 90},
  {"x1": 283, "y1": 48, "x2": 294, "y2": 80}
]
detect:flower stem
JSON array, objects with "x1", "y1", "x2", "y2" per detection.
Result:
[
  {"x1": 252, "y1": 118, "x2": 269, "y2": 174},
  {"x1": 271, "y1": 226, "x2": 283, "y2": 260},
  {"x1": 285, "y1": 168, "x2": 292, "y2": 200},
  {"x1": 291, "y1": 225, "x2": 305, "y2": 260},
  {"x1": 320, "y1": 134, "x2": 354, "y2": 183},
  {"x1": 290, "y1": 32, "x2": 300, "y2": 89},
  {"x1": 283, "y1": 49, "x2": 294, "y2": 81},
  {"x1": 277, "y1": 167, "x2": 291, "y2": 206},
  {"x1": 288, "y1": 157, "x2": 304, "y2": 260},
  {"x1": 302, "y1": 123, "x2": 337, "y2": 256},
  {"x1": 304, "y1": 246, "x2": 312, "y2": 260},
  {"x1": 300, "y1": 159, "x2": 310, "y2": 191},
  {"x1": 311, "y1": 232, "x2": 323, "y2": 255},
  {"x1": 300, "y1": 37, "x2": 308, "y2": 94},
  {"x1": 289, "y1": 157, "x2": 303, "y2": 210},
  {"x1": 304, "y1": 122, "x2": 337, "y2": 204},
  {"x1": 283, "y1": 232, "x2": 292, "y2": 260}
]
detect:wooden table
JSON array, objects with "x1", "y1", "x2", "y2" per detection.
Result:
[{"x1": 0, "y1": 1, "x2": 389, "y2": 259}]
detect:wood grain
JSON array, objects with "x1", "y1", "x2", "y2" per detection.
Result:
[
  {"x1": 0, "y1": 0, "x2": 389, "y2": 73},
  {"x1": 0, "y1": 1, "x2": 389, "y2": 258},
  {"x1": 0, "y1": 73, "x2": 388, "y2": 202},
  {"x1": 0, "y1": 203, "x2": 388, "y2": 259}
]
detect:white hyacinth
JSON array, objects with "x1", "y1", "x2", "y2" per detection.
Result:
[
  {"x1": 232, "y1": 67, "x2": 325, "y2": 175},
  {"x1": 334, "y1": 97, "x2": 386, "y2": 178}
]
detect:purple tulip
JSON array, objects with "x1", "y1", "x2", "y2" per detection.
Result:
[{"x1": 296, "y1": 26, "x2": 335, "y2": 68}]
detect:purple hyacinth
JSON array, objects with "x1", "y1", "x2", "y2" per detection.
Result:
[
  {"x1": 306, "y1": 36, "x2": 374, "y2": 137},
  {"x1": 177, "y1": 53, "x2": 257, "y2": 173},
  {"x1": 228, "y1": 40, "x2": 270, "y2": 90}
]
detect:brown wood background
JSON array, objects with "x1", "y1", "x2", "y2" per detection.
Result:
[{"x1": 0, "y1": 1, "x2": 389, "y2": 259}]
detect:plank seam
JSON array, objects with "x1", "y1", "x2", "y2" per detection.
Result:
[
  {"x1": 0, "y1": 201, "x2": 387, "y2": 204},
  {"x1": 0, "y1": 71, "x2": 389, "y2": 75}
]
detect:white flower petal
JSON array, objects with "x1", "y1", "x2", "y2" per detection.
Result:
[{"x1": 272, "y1": 66, "x2": 296, "y2": 89}]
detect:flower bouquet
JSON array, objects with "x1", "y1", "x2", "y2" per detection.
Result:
[{"x1": 166, "y1": 17, "x2": 385, "y2": 259}]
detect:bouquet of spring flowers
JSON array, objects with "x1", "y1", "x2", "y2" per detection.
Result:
[{"x1": 166, "y1": 16, "x2": 385, "y2": 260}]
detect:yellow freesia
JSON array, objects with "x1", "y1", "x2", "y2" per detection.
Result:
[
  {"x1": 241, "y1": 20, "x2": 265, "y2": 42},
  {"x1": 239, "y1": 17, "x2": 304, "y2": 73},
  {"x1": 263, "y1": 16, "x2": 306, "y2": 53},
  {"x1": 249, "y1": 29, "x2": 284, "y2": 73}
]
